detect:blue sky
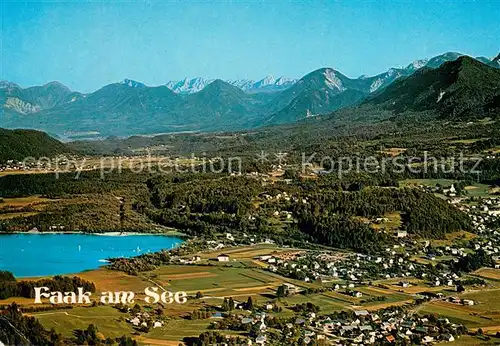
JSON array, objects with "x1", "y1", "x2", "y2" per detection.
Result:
[{"x1": 1, "y1": 0, "x2": 499, "y2": 93}]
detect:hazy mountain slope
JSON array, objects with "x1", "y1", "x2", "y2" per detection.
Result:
[
  {"x1": 364, "y1": 57, "x2": 500, "y2": 119},
  {"x1": 263, "y1": 68, "x2": 372, "y2": 124},
  {"x1": 7, "y1": 80, "x2": 271, "y2": 138},
  {"x1": 37, "y1": 83, "x2": 185, "y2": 138},
  {"x1": 425, "y1": 52, "x2": 463, "y2": 69},
  {"x1": 169, "y1": 79, "x2": 269, "y2": 130},
  {"x1": 0, "y1": 81, "x2": 72, "y2": 114},
  {"x1": 267, "y1": 88, "x2": 367, "y2": 124}
]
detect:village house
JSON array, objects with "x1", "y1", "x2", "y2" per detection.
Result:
[
  {"x1": 255, "y1": 335, "x2": 266, "y2": 344},
  {"x1": 217, "y1": 254, "x2": 230, "y2": 262},
  {"x1": 395, "y1": 230, "x2": 408, "y2": 238}
]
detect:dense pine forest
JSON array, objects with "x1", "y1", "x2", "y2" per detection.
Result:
[{"x1": 0, "y1": 128, "x2": 69, "y2": 163}]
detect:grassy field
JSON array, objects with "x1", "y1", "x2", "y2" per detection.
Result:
[
  {"x1": 32, "y1": 306, "x2": 133, "y2": 339},
  {"x1": 0, "y1": 211, "x2": 40, "y2": 220},
  {"x1": 426, "y1": 231, "x2": 477, "y2": 247},
  {"x1": 150, "y1": 265, "x2": 283, "y2": 296},
  {"x1": 357, "y1": 287, "x2": 411, "y2": 303},
  {"x1": 279, "y1": 293, "x2": 346, "y2": 315},
  {"x1": 486, "y1": 146, "x2": 500, "y2": 154},
  {"x1": 379, "y1": 148, "x2": 407, "y2": 157},
  {"x1": 146, "y1": 319, "x2": 212, "y2": 340},
  {"x1": 0, "y1": 195, "x2": 56, "y2": 219},
  {"x1": 464, "y1": 183, "x2": 492, "y2": 197},
  {"x1": 78, "y1": 268, "x2": 152, "y2": 293},
  {"x1": 0, "y1": 196, "x2": 55, "y2": 207},
  {"x1": 474, "y1": 268, "x2": 500, "y2": 281},
  {"x1": 448, "y1": 138, "x2": 489, "y2": 144},
  {"x1": 370, "y1": 212, "x2": 402, "y2": 231},
  {"x1": 400, "y1": 178, "x2": 457, "y2": 188},
  {"x1": 461, "y1": 289, "x2": 500, "y2": 314},
  {"x1": 444, "y1": 335, "x2": 500, "y2": 345},
  {"x1": 419, "y1": 301, "x2": 500, "y2": 328}
]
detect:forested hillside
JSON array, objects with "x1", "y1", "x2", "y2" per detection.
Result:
[
  {"x1": 0, "y1": 128, "x2": 69, "y2": 162},
  {"x1": 364, "y1": 57, "x2": 500, "y2": 119},
  {"x1": 0, "y1": 169, "x2": 472, "y2": 253}
]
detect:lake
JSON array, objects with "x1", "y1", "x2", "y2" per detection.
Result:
[{"x1": 0, "y1": 233, "x2": 184, "y2": 278}]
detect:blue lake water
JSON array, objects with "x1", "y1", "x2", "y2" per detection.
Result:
[{"x1": 0, "y1": 233, "x2": 184, "y2": 278}]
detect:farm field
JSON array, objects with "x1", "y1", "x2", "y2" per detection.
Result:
[
  {"x1": 0, "y1": 195, "x2": 56, "y2": 219},
  {"x1": 419, "y1": 300, "x2": 500, "y2": 328},
  {"x1": 32, "y1": 306, "x2": 133, "y2": 339},
  {"x1": 425, "y1": 231, "x2": 477, "y2": 248},
  {"x1": 278, "y1": 293, "x2": 346, "y2": 315},
  {"x1": 448, "y1": 138, "x2": 489, "y2": 144},
  {"x1": 149, "y1": 265, "x2": 285, "y2": 296},
  {"x1": 474, "y1": 268, "x2": 500, "y2": 281},
  {"x1": 461, "y1": 289, "x2": 500, "y2": 314},
  {"x1": 444, "y1": 335, "x2": 500, "y2": 345},
  {"x1": 0, "y1": 196, "x2": 55, "y2": 207},
  {"x1": 400, "y1": 178, "x2": 457, "y2": 188},
  {"x1": 77, "y1": 268, "x2": 152, "y2": 293},
  {"x1": 372, "y1": 278, "x2": 448, "y2": 294},
  {"x1": 146, "y1": 319, "x2": 214, "y2": 340},
  {"x1": 195, "y1": 244, "x2": 306, "y2": 261},
  {"x1": 357, "y1": 287, "x2": 411, "y2": 304},
  {"x1": 464, "y1": 183, "x2": 492, "y2": 197}
]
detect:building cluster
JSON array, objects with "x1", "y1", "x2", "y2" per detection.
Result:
[
  {"x1": 263, "y1": 249, "x2": 437, "y2": 287},
  {"x1": 127, "y1": 311, "x2": 164, "y2": 330},
  {"x1": 215, "y1": 307, "x2": 464, "y2": 345},
  {"x1": 0, "y1": 156, "x2": 86, "y2": 172},
  {"x1": 0, "y1": 160, "x2": 36, "y2": 172},
  {"x1": 458, "y1": 196, "x2": 500, "y2": 267},
  {"x1": 309, "y1": 308, "x2": 462, "y2": 345}
]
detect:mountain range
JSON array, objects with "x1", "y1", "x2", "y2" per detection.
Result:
[
  {"x1": 165, "y1": 75, "x2": 297, "y2": 94},
  {"x1": 364, "y1": 56, "x2": 500, "y2": 119},
  {"x1": 1, "y1": 52, "x2": 499, "y2": 140}
]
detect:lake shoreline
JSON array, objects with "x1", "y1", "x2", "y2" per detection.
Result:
[
  {"x1": 1, "y1": 230, "x2": 188, "y2": 237},
  {"x1": 0, "y1": 233, "x2": 185, "y2": 277}
]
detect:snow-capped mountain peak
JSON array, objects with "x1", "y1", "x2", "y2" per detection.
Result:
[
  {"x1": 254, "y1": 75, "x2": 276, "y2": 87},
  {"x1": 405, "y1": 59, "x2": 429, "y2": 72},
  {"x1": 492, "y1": 53, "x2": 500, "y2": 66},
  {"x1": 165, "y1": 75, "x2": 297, "y2": 94},
  {"x1": 0, "y1": 80, "x2": 20, "y2": 89},
  {"x1": 165, "y1": 77, "x2": 215, "y2": 94},
  {"x1": 275, "y1": 76, "x2": 296, "y2": 86},
  {"x1": 121, "y1": 78, "x2": 146, "y2": 88},
  {"x1": 227, "y1": 79, "x2": 254, "y2": 90}
]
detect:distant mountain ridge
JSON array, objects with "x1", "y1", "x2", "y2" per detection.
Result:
[
  {"x1": 163, "y1": 52, "x2": 500, "y2": 95},
  {"x1": 165, "y1": 75, "x2": 297, "y2": 94},
  {"x1": 1, "y1": 51, "x2": 499, "y2": 139},
  {"x1": 363, "y1": 56, "x2": 500, "y2": 119}
]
